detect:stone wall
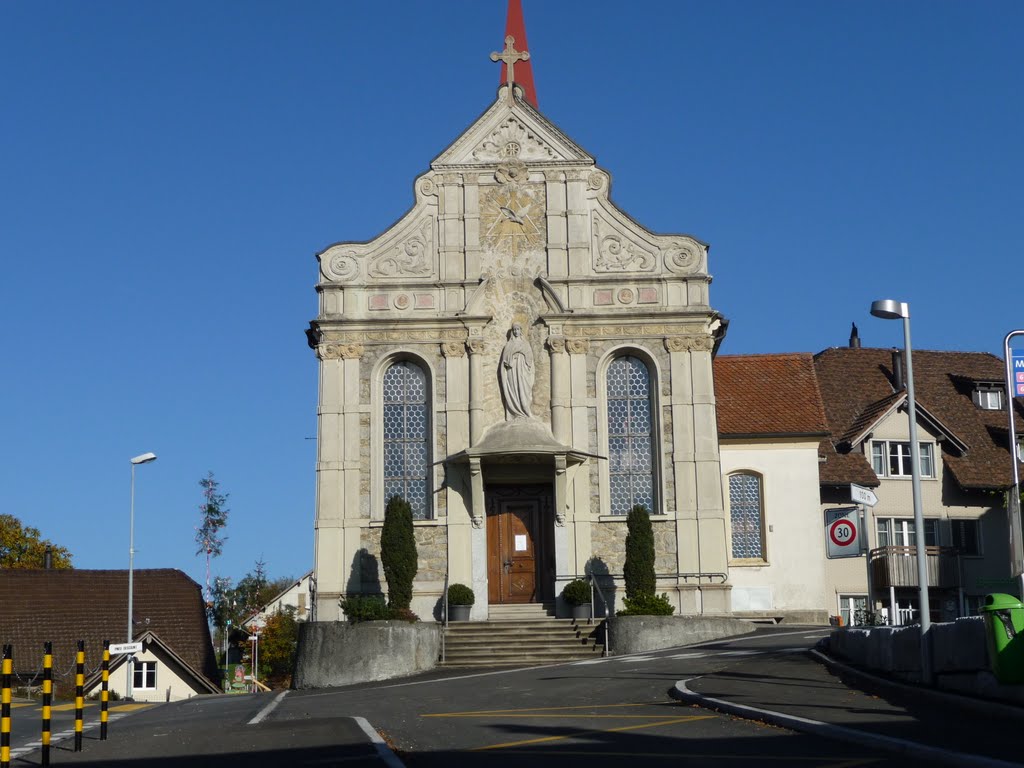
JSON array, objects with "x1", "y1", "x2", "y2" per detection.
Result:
[{"x1": 608, "y1": 615, "x2": 753, "y2": 654}]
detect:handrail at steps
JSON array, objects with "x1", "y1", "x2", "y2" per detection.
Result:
[
  {"x1": 440, "y1": 571, "x2": 449, "y2": 663},
  {"x1": 585, "y1": 574, "x2": 611, "y2": 657}
]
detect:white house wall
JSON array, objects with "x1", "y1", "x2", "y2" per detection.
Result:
[{"x1": 720, "y1": 439, "x2": 827, "y2": 618}]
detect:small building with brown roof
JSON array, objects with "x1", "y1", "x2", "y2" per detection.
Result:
[
  {"x1": 814, "y1": 344, "x2": 1024, "y2": 625},
  {"x1": 0, "y1": 569, "x2": 220, "y2": 701},
  {"x1": 714, "y1": 353, "x2": 831, "y2": 622}
]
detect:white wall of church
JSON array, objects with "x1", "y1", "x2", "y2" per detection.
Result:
[{"x1": 720, "y1": 440, "x2": 828, "y2": 618}]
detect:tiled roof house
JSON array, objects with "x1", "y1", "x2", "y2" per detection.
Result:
[
  {"x1": 0, "y1": 569, "x2": 220, "y2": 701},
  {"x1": 813, "y1": 345, "x2": 1024, "y2": 624}
]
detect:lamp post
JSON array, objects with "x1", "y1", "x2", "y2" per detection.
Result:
[
  {"x1": 870, "y1": 300, "x2": 931, "y2": 683},
  {"x1": 127, "y1": 452, "x2": 157, "y2": 700}
]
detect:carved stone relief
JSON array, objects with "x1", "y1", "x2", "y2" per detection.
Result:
[
  {"x1": 566, "y1": 339, "x2": 590, "y2": 355},
  {"x1": 441, "y1": 342, "x2": 466, "y2": 358},
  {"x1": 471, "y1": 117, "x2": 557, "y2": 163},
  {"x1": 592, "y1": 213, "x2": 655, "y2": 272},
  {"x1": 663, "y1": 239, "x2": 703, "y2": 275},
  {"x1": 664, "y1": 336, "x2": 714, "y2": 353},
  {"x1": 368, "y1": 219, "x2": 433, "y2": 278}
]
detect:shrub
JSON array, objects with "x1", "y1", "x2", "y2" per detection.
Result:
[
  {"x1": 624, "y1": 504, "x2": 655, "y2": 600},
  {"x1": 447, "y1": 583, "x2": 475, "y2": 606},
  {"x1": 340, "y1": 594, "x2": 390, "y2": 623},
  {"x1": 617, "y1": 593, "x2": 675, "y2": 616},
  {"x1": 561, "y1": 578, "x2": 591, "y2": 606},
  {"x1": 381, "y1": 495, "x2": 418, "y2": 611}
]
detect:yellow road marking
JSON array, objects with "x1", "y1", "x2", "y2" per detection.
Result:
[
  {"x1": 10, "y1": 703, "x2": 34, "y2": 709},
  {"x1": 428, "y1": 713, "x2": 698, "y2": 719},
  {"x1": 49, "y1": 703, "x2": 93, "y2": 712},
  {"x1": 109, "y1": 703, "x2": 153, "y2": 712},
  {"x1": 471, "y1": 751, "x2": 880, "y2": 764},
  {"x1": 472, "y1": 715, "x2": 716, "y2": 751},
  {"x1": 423, "y1": 702, "x2": 649, "y2": 717}
]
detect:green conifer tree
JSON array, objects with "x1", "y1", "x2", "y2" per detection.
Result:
[
  {"x1": 380, "y1": 495, "x2": 418, "y2": 611},
  {"x1": 624, "y1": 504, "x2": 655, "y2": 599}
]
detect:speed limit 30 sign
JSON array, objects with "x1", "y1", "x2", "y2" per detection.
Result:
[{"x1": 824, "y1": 507, "x2": 863, "y2": 559}]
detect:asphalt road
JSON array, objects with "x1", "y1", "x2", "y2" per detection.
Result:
[{"x1": 12, "y1": 625, "x2": 959, "y2": 767}]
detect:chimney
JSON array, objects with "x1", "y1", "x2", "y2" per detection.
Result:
[
  {"x1": 849, "y1": 322, "x2": 861, "y2": 349},
  {"x1": 891, "y1": 348, "x2": 905, "y2": 391},
  {"x1": 44, "y1": 545, "x2": 52, "y2": 569}
]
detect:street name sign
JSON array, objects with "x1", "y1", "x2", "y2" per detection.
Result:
[
  {"x1": 109, "y1": 642, "x2": 143, "y2": 655},
  {"x1": 824, "y1": 507, "x2": 862, "y2": 559},
  {"x1": 1014, "y1": 350, "x2": 1024, "y2": 397},
  {"x1": 850, "y1": 484, "x2": 878, "y2": 507}
]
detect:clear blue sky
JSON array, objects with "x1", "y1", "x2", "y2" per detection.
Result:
[{"x1": 3, "y1": 1, "x2": 1022, "y2": 590}]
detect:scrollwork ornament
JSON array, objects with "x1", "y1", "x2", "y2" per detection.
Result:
[
  {"x1": 664, "y1": 337, "x2": 687, "y2": 353},
  {"x1": 467, "y1": 339, "x2": 487, "y2": 356},
  {"x1": 418, "y1": 177, "x2": 437, "y2": 197},
  {"x1": 689, "y1": 335, "x2": 715, "y2": 352},
  {"x1": 664, "y1": 241, "x2": 701, "y2": 274},
  {"x1": 587, "y1": 171, "x2": 607, "y2": 191},
  {"x1": 324, "y1": 250, "x2": 360, "y2": 282},
  {"x1": 566, "y1": 339, "x2": 590, "y2": 355}
]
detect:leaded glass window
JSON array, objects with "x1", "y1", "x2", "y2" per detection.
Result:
[
  {"x1": 607, "y1": 356, "x2": 655, "y2": 515},
  {"x1": 382, "y1": 361, "x2": 429, "y2": 519},
  {"x1": 729, "y1": 473, "x2": 764, "y2": 559}
]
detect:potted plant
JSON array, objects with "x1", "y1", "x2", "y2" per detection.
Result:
[
  {"x1": 447, "y1": 583, "x2": 474, "y2": 622},
  {"x1": 561, "y1": 578, "x2": 592, "y2": 620}
]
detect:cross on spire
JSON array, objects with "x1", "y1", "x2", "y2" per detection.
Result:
[
  {"x1": 491, "y1": 35, "x2": 530, "y2": 105},
  {"x1": 491, "y1": 0, "x2": 537, "y2": 108}
]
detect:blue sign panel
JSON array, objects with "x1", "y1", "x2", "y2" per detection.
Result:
[{"x1": 1014, "y1": 350, "x2": 1024, "y2": 398}]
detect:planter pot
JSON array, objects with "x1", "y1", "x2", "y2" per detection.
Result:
[
  {"x1": 571, "y1": 603, "x2": 592, "y2": 620},
  {"x1": 449, "y1": 604, "x2": 472, "y2": 622}
]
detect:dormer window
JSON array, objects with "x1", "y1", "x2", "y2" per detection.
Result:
[{"x1": 973, "y1": 386, "x2": 1004, "y2": 410}]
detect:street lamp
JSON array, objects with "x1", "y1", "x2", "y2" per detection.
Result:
[
  {"x1": 127, "y1": 452, "x2": 157, "y2": 700},
  {"x1": 870, "y1": 299, "x2": 931, "y2": 683}
]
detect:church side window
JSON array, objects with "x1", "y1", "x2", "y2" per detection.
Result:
[
  {"x1": 729, "y1": 472, "x2": 764, "y2": 560},
  {"x1": 382, "y1": 361, "x2": 430, "y2": 519},
  {"x1": 607, "y1": 356, "x2": 655, "y2": 515}
]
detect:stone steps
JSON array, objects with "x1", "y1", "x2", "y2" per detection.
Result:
[{"x1": 440, "y1": 615, "x2": 605, "y2": 667}]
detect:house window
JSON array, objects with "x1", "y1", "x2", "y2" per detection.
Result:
[
  {"x1": 133, "y1": 661, "x2": 156, "y2": 690},
  {"x1": 728, "y1": 472, "x2": 764, "y2": 560},
  {"x1": 839, "y1": 595, "x2": 868, "y2": 627},
  {"x1": 973, "y1": 387, "x2": 1004, "y2": 410},
  {"x1": 951, "y1": 519, "x2": 982, "y2": 556},
  {"x1": 382, "y1": 361, "x2": 430, "y2": 519},
  {"x1": 876, "y1": 517, "x2": 938, "y2": 548},
  {"x1": 606, "y1": 356, "x2": 655, "y2": 515},
  {"x1": 870, "y1": 441, "x2": 934, "y2": 478}
]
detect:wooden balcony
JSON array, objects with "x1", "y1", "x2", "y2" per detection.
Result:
[{"x1": 868, "y1": 546, "x2": 960, "y2": 589}]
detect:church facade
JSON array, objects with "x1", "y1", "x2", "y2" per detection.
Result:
[{"x1": 307, "y1": 57, "x2": 734, "y2": 621}]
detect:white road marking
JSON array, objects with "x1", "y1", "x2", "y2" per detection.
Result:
[
  {"x1": 718, "y1": 650, "x2": 760, "y2": 657},
  {"x1": 248, "y1": 690, "x2": 288, "y2": 725},
  {"x1": 666, "y1": 652, "x2": 708, "y2": 659},
  {"x1": 354, "y1": 716, "x2": 406, "y2": 768}
]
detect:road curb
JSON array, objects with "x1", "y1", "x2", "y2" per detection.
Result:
[{"x1": 669, "y1": 676, "x2": 1023, "y2": 768}]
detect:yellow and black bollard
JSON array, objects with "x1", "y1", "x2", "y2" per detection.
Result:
[
  {"x1": 41, "y1": 642, "x2": 52, "y2": 767},
  {"x1": 73, "y1": 640, "x2": 84, "y2": 752},
  {"x1": 100, "y1": 641, "x2": 110, "y2": 740},
  {"x1": 2, "y1": 644, "x2": 12, "y2": 768}
]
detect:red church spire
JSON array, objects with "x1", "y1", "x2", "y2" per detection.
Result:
[{"x1": 499, "y1": 0, "x2": 537, "y2": 108}]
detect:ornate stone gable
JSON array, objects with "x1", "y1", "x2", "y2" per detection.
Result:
[
  {"x1": 319, "y1": 209, "x2": 436, "y2": 284},
  {"x1": 431, "y1": 95, "x2": 593, "y2": 168}
]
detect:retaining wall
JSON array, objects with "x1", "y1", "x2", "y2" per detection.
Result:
[
  {"x1": 293, "y1": 621, "x2": 440, "y2": 689},
  {"x1": 608, "y1": 615, "x2": 754, "y2": 654}
]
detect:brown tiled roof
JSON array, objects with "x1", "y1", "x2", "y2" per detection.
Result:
[
  {"x1": 714, "y1": 353, "x2": 830, "y2": 438},
  {"x1": 0, "y1": 569, "x2": 218, "y2": 688},
  {"x1": 813, "y1": 347, "x2": 1024, "y2": 490}
]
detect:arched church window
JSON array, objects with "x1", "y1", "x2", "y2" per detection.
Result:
[
  {"x1": 728, "y1": 472, "x2": 765, "y2": 560},
  {"x1": 606, "y1": 356, "x2": 655, "y2": 515},
  {"x1": 382, "y1": 360, "x2": 430, "y2": 520}
]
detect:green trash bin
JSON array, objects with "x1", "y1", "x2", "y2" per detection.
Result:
[{"x1": 981, "y1": 593, "x2": 1024, "y2": 684}]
